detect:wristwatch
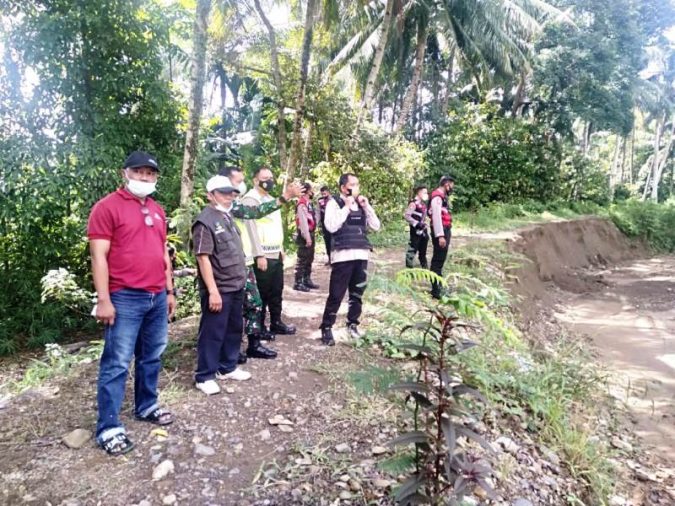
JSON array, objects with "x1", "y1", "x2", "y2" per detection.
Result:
[
  {"x1": 167, "y1": 288, "x2": 177, "y2": 296},
  {"x1": 278, "y1": 195, "x2": 288, "y2": 204}
]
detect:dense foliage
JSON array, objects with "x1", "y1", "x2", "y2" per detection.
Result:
[
  {"x1": 0, "y1": 0, "x2": 183, "y2": 352},
  {"x1": 425, "y1": 104, "x2": 561, "y2": 210}
]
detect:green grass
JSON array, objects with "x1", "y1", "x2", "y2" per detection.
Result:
[
  {"x1": 371, "y1": 197, "x2": 675, "y2": 256},
  {"x1": 369, "y1": 200, "x2": 605, "y2": 249},
  {"x1": 4, "y1": 341, "x2": 103, "y2": 395},
  {"x1": 454, "y1": 199, "x2": 603, "y2": 233}
]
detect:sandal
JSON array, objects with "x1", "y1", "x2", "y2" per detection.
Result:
[
  {"x1": 136, "y1": 407, "x2": 174, "y2": 426},
  {"x1": 101, "y1": 433, "x2": 134, "y2": 456}
]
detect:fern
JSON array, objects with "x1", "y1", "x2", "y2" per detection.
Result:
[
  {"x1": 347, "y1": 366, "x2": 402, "y2": 395},
  {"x1": 378, "y1": 452, "x2": 416, "y2": 474},
  {"x1": 395, "y1": 267, "x2": 447, "y2": 287}
]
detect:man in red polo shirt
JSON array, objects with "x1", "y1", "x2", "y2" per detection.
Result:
[{"x1": 87, "y1": 151, "x2": 176, "y2": 456}]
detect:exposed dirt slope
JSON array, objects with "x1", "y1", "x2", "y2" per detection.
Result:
[
  {"x1": 504, "y1": 218, "x2": 673, "y2": 500},
  {"x1": 506, "y1": 218, "x2": 646, "y2": 320}
]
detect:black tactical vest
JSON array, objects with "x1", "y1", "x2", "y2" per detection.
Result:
[{"x1": 332, "y1": 196, "x2": 372, "y2": 251}]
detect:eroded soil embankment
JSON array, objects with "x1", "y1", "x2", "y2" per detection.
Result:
[
  {"x1": 508, "y1": 218, "x2": 674, "y2": 475},
  {"x1": 507, "y1": 217, "x2": 645, "y2": 309}
]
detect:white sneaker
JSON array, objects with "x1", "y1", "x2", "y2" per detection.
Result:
[
  {"x1": 195, "y1": 379, "x2": 221, "y2": 395},
  {"x1": 216, "y1": 368, "x2": 252, "y2": 381}
]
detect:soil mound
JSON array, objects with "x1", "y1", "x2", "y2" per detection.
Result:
[{"x1": 507, "y1": 217, "x2": 645, "y2": 318}]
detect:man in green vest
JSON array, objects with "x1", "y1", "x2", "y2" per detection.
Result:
[{"x1": 242, "y1": 167, "x2": 296, "y2": 336}]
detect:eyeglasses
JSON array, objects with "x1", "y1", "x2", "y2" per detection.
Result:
[{"x1": 140, "y1": 206, "x2": 154, "y2": 227}]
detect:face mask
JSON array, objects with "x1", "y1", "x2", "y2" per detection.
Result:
[
  {"x1": 237, "y1": 182, "x2": 247, "y2": 194},
  {"x1": 126, "y1": 174, "x2": 156, "y2": 198},
  {"x1": 259, "y1": 179, "x2": 274, "y2": 192},
  {"x1": 215, "y1": 203, "x2": 233, "y2": 213}
]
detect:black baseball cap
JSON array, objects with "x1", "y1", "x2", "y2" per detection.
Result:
[
  {"x1": 124, "y1": 151, "x2": 160, "y2": 172},
  {"x1": 439, "y1": 174, "x2": 455, "y2": 185}
]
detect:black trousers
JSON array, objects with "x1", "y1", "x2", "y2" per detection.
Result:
[
  {"x1": 321, "y1": 259, "x2": 368, "y2": 328},
  {"x1": 253, "y1": 254, "x2": 284, "y2": 324},
  {"x1": 430, "y1": 228, "x2": 451, "y2": 297},
  {"x1": 405, "y1": 227, "x2": 429, "y2": 268},
  {"x1": 294, "y1": 233, "x2": 316, "y2": 283},
  {"x1": 322, "y1": 228, "x2": 332, "y2": 259},
  {"x1": 195, "y1": 289, "x2": 244, "y2": 382}
]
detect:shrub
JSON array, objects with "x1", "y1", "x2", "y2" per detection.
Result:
[
  {"x1": 424, "y1": 104, "x2": 562, "y2": 210},
  {"x1": 609, "y1": 199, "x2": 675, "y2": 251}
]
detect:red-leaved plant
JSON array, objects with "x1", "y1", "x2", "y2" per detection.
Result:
[{"x1": 388, "y1": 307, "x2": 495, "y2": 505}]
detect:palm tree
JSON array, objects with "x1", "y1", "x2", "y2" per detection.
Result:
[
  {"x1": 637, "y1": 42, "x2": 675, "y2": 201},
  {"x1": 355, "y1": 0, "x2": 396, "y2": 128},
  {"x1": 285, "y1": 0, "x2": 318, "y2": 180},
  {"x1": 252, "y1": 0, "x2": 288, "y2": 170},
  {"x1": 326, "y1": 0, "x2": 567, "y2": 131},
  {"x1": 179, "y1": 0, "x2": 212, "y2": 211},
  {"x1": 394, "y1": 9, "x2": 428, "y2": 131}
]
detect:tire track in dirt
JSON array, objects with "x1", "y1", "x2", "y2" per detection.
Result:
[{"x1": 556, "y1": 256, "x2": 675, "y2": 465}]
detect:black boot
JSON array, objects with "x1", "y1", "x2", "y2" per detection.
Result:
[
  {"x1": 304, "y1": 277, "x2": 320, "y2": 289},
  {"x1": 270, "y1": 320, "x2": 296, "y2": 335},
  {"x1": 347, "y1": 323, "x2": 363, "y2": 339},
  {"x1": 293, "y1": 280, "x2": 310, "y2": 292},
  {"x1": 238, "y1": 351, "x2": 248, "y2": 364},
  {"x1": 320, "y1": 327, "x2": 335, "y2": 346},
  {"x1": 259, "y1": 327, "x2": 276, "y2": 341},
  {"x1": 247, "y1": 336, "x2": 278, "y2": 359}
]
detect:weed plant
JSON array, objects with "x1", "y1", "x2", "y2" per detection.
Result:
[{"x1": 362, "y1": 242, "x2": 617, "y2": 503}]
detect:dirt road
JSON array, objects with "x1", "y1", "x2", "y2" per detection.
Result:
[
  {"x1": 556, "y1": 256, "x2": 675, "y2": 464},
  {"x1": 1, "y1": 218, "x2": 673, "y2": 505}
]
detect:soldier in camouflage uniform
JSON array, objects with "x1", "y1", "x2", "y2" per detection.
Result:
[{"x1": 221, "y1": 166, "x2": 302, "y2": 359}]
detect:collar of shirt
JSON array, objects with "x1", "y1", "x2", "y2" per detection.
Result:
[{"x1": 116, "y1": 187, "x2": 155, "y2": 205}]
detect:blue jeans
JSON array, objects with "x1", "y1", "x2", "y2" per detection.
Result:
[{"x1": 96, "y1": 289, "x2": 168, "y2": 443}]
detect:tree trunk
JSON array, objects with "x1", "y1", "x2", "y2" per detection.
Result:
[
  {"x1": 582, "y1": 121, "x2": 593, "y2": 155},
  {"x1": 394, "y1": 23, "x2": 427, "y2": 133},
  {"x1": 355, "y1": 0, "x2": 395, "y2": 130},
  {"x1": 390, "y1": 96, "x2": 397, "y2": 130},
  {"x1": 440, "y1": 50, "x2": 454, "y2": 120},
  {"x1": 609, "y1": 135, "x2": 621, "y2": 191},
  {"x1": 650, "y1": 115, "x2": 674, "y2": 201},
  {"x1": 416, "y1": 80, "x2": 424, "y2": 140},
  {"x1": 179, "y1": 0, "x2": 211, "y2": 211},
  {"x1": 430, "y1": 58, "x2": 439, "y2": 122},
  {"x1": 630, "y1": 126, "x2": 635, "y2": 183},
  {"x1": 208, "y1": 74, "x2": 217, "y2": 109},
  {"x1": 643, "y1": 113, "x2": 665, "y2": 200},
  {"x1": 641, "y1": 155, "x2": 654, "y2": 201},
  {"x1": 300, "y1": 120, "x2": 314, "y2": 180},
  {"x1": 285, "y1": 0, "x2": 317, "y2": 180},
  {"x1": 620, "y1": 135, "x2": 627, "y2": 183},
  {"x1": 253, "y1": 0, "x2": 287, "y2": 170},
  {"x1": 216, "y1": 63, "x2": 227, "y2": 109},
  {"x1": 512, "y1": 72, "x2": 527, "y2": 116}
]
